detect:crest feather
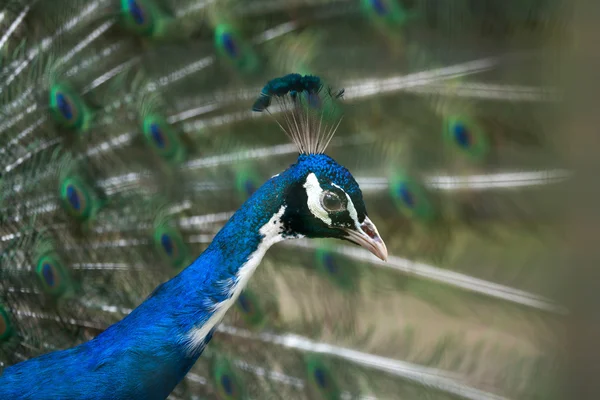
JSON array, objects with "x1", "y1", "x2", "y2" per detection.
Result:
[{"x1": 252, "y1": 74, "x2": 344, "y2": 155}]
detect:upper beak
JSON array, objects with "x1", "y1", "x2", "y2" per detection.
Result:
[{"x1": 343, "y1": 216, "x2": 388, "y2": 261}]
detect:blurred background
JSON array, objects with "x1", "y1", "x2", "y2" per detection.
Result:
[{"x1": 1, "y1": 0, "x2": 598, "y2": 399}]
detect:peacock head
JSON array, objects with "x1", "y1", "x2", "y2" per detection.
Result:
[
  {"x1": 279, "y1": 153, "x2": 388, "y2": 261},
  {"x1": 253, "y1": 73, "x2": 387, "y2": 261}
]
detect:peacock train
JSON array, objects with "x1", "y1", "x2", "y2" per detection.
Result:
[{"x1": 0, "y1": 0, "x2": 573, "y2": 399}]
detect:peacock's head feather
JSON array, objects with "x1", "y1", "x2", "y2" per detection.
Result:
[
  {"x1": 278, "y1": 153, "x2": 387, "y2": 261},
  {"x1": 253, "y1": 74, "x2": 387, "y2": 261}
]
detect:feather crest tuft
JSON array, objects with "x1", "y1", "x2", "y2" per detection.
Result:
[{"x1": 252, "y1": 73, "x2": 344, "y2": 155}]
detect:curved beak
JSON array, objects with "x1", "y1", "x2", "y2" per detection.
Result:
[{"x1": 343, "y1": 216, "x2": 388, "y2": 261}]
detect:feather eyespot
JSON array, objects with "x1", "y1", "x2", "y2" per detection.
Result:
[
  {"x1": 237, "y1": 293, "x2": 253, "y2": 313},
  {"x1": 36, "y1": 255, "x2": 68, "y2": 296},
  {"x1": 154, "y1": 226, "x2": 188, "y2": 269},
  {"x1": 306, "y1": 357, "x2": 340, "y2": 398},
  {"x1": 160, "y1": 233, "x2": 175, "y2": 257},
  {"x1": 452, "y1": 122, "x2": 472, "y2": 148},
  {"x1": 150, "y1": 123, "x2": 166, "y2": 149},
  {"x1": 314, "y1": 367, "x2": 328, "y2": 388},
  {"x1": 212, "y1": 359, "x2": 244, "y2": 399},
  {"x1": 60, "y1": 178, "x2": 94, "y2": 220},
  {"x1": 370, "y1": 0, "x2": 389, "y2": 15},
  {"x1": 127, "y1": 0, "x2": 146, "y2": 24},
  {"x1": 389, "y1": 174, "x2": 435, "y2": 222},
  {"x1": 142, "y1": 115, "x2": 186, "y2": 162},
  {"x1": 235, "y1": 289, "x2": 266, "y2": 327},
  {"x1": 323, "y1": 253, "x2": 338, "y2": 275},
  {"x1": 49, "y1": 85, "x2": 88, "y2": 131},
  {"x1": 0, "y1": 306, "x2": 12, "y2": 341},
  {"x1": 221, "y1": 33, "x2": 238, "y2": 58},
  {"x1": 444, "y1": 116, "x2": 490, "y2": 160},
  {"x1": 56, "y1": 93, "x2": 73, "y2": 120},
  {"x1": 221, "y1": 375, "x2": 234, "y2": 395},
  {"x1": 398, "y1": 183, "x2": 415, "y2": 208},
  {"x1": 42, "y1": 262, "x2": 56, "y2": 287}
]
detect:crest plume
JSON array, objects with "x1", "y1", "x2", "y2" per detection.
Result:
[{"x1": 252, "y1": 73, "x2": 345, "y2": 155}]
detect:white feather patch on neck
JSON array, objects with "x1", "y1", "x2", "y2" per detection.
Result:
[
  {"x1": 184, "y1": 206, "x2": 287, "y2": 353},
  {"x1": 303, "y1": 173, "x2": 331, "y2": 225}
]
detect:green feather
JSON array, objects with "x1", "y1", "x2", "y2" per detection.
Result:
[
  {"x1": 211, "y1": 357, "x2": 246, "y2": 400},
  {"x1": 0, "y1": 306, "x2": 13, "y2": 342}
]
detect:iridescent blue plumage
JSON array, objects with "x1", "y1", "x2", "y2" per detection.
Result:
[{"x1": 0, "y1": 153, "x2": 383, "y2": 399}]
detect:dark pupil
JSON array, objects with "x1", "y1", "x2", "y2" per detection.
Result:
[
  {"x1": 244, "y1": 180, "x2": 256, "y2": 196},
  {"x1": 221, "y1": 375, "x2": 234, "y2": 394},
  {"x1": 453, "y1": 123, "x2": 471, "y2": 147},
  {"x1": 322, "y1": 192, "x2": 341, "y2": 211},
  {"x1": 371, "y1": 0, "x2": 388, "y2": 15},
  {"x1": 238, "y1": 293, "x2": 252, "y2": 313},
  {"x1": 323, "y1": 254, "x2": 338, "y2": 274},
  {"x1": 150, "y1": 123, "x2": 166, "y2": 149},
  {"x1": 129, "y1": 0, "x2": 145, "y2": 24},
  {"x1": 42, "y1": 263, "x2": 55, "y2": 287},
  {"x1": 66, "y1": 185, "x2": 81, "y2": 210},
  {"x1": 222, "y1": 33, "x2": 238, "y2": 57},
  {"x1": 161, "y1": 234, "x2": 174, "y2": 256},
  {"x1": 57, "y1": 93, "x2": 73, "y2": 120},
  {"x1": 314, "y1": 368, "x2": 327, "y2": 387}
]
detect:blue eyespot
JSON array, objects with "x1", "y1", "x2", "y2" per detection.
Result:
[
  {"x1": 222, "y1": 33, "x2": 238, "y2": 58},
  {"x1": 452, "y1": 122, "x2": 471, "y2": 148},
  {"x1": 314, "y1": 368, "x2": 328, "y2": 388},
  {"x1": 238, "y1": 293, "x2": 252, "y2": 313},
  {"x1": 323, "y1": 254, "x2": 338, "y2": 275},
  {"x1": 56, "y1": 93, "x2": 73, "y2": 120},
  {"x1": 243, "y1": 180, "x2": 256, "y2": 196},
  {"x1": 161, "y1": 234, "x2": 174, "y2": 256},
  {"x1": 66, "y1": 184, "x2": 81, "y2": 211},
  {"x1": 398, "y1": 183, "x2": 415, "y2": 208},
  {"x1": 127, "y1": 0, "x2": 145, "y2": 24},
  {"x1": 221, "y1": 375, "x2": 233, "y2": 395},
  {"x1": 42, "y1": 263, "x2": 55, "y2": 287},
  {"x1": 150, "y1": 123, "x2": 166, "y2": 149},
  {"x1": 370, "y1": 0, "x2": 388, "y2": 15}
]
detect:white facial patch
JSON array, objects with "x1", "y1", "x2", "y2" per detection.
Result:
[
  {"x1": 332, "y1": 182, "x2": 361, "y2": 229},
  {"x1": 303, "y1": 173, "x2": 332, "y2": 225}
]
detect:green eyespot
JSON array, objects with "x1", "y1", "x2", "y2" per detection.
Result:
[
  {"x1": 234, "y1": 165, "x2": 262, "y2": 201},
  {"x1": 443, "y1": 115, "x2": 490, "y2": 161},
  {"x1": 235, "y1": 289, "x2": 266, "y2": 328},
  {"x1": 361, "y1": 0, "x2": 409, "y2": 27},
  {"x1": 59, "y1": 176, "x2": 97, "y2": 221},
  {"x1": 212, "y1": 358, "x2": 245, "y2": 400},
  {"x1": 120, "y1": 0, "x2": 168, "y2": 37},
  {"x1": 142, "y1": 115, "x2": 186, "y2": 163},
  {"x1": 153, "y1": 224, "x2": 190, "y2": 269},
  {"x1": 0, "y1": 305, "x2": 13, "y2": 342},
  {"x1": 315, "y1": 246, "x2": 359, "y2": 290},
  {"x1": 35, "y1": 253, "x2": 71, "y2": 296},
  {"x1": 305, "y1": 356, "x2": 340, "y2": 400},
  {"x1": 49, "y1": 84, "x2": 91, "y2": 132},
  {"x1": 215, "y1": 24, "x2": 259, "y2": 73},
  {"x1": 389, "y1": 172, "x2": 436, "y2": 222}
]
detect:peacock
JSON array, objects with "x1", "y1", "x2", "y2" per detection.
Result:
[{"x1": 0, "y1": 0, "x2": 574, "y2": 399}]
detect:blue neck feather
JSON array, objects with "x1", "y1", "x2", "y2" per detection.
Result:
[
  {"x1": 0, "y1": 154, "x2": 352, "y2": 399},
  {"x1": 0, "y1": 162, "x2": 298, "y2": 399}
]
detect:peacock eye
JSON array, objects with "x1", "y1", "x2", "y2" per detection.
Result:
[{"x1": 321, "y1": 191, "x2": 344, "y2": 212}]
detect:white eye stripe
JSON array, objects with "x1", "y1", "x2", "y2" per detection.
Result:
[
  {"x1": 332, "y1": 182, "x2": 360, "y2": 229},
  {"x1": 303, "y1": 173, "x2": 332, "y2": 225}
]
